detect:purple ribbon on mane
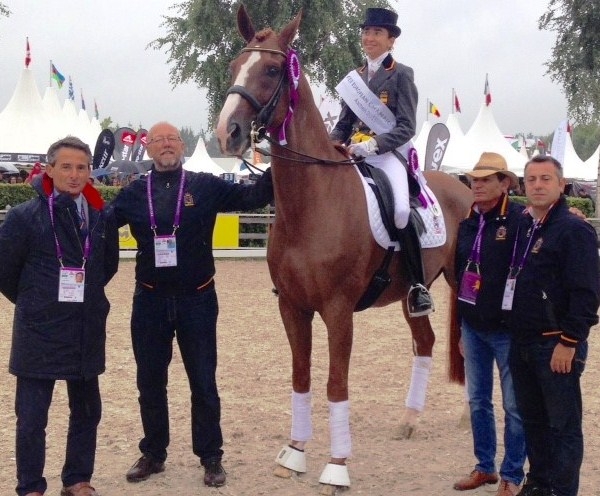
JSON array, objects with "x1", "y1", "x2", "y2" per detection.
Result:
[{"x1": 269, "y1": 48, "x2": 300, "y2": 145}]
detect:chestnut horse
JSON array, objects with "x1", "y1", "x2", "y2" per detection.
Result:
[{"x1": 216, "y1": 5, "x2": 471, "y2": 493}]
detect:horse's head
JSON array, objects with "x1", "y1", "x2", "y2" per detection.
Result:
[{"x1": 216, "y1": 5, "x2": 302, "y2": 157}]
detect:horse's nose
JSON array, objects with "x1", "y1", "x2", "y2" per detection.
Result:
[{"x1": 216, "y1": 117, "x2": 244, "y2": 155}]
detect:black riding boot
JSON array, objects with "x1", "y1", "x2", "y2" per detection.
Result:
[{"x1": 397, "y1": 221, "x2": 434, "y2": 317}]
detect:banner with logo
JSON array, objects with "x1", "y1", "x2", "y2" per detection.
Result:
[
  {"x1": 550, "y1": 119, "x2": 568, "y2": 166},
  {"x1": 92, "y1": 129, "x2": 115, "y2": 170},
  {"x1": 423, "y1": 123, "x2": 450, "y2": 171},
  {"x1": 131, "y1": 128, "x2": 148, "y2": 162},
  {"x1": 112, "y1": 127, "x2": 137, "y2": 161}
]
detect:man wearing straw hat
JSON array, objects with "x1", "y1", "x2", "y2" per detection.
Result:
[{"x1": 454, "y1": 152, "x2": 526, "y2": 496}]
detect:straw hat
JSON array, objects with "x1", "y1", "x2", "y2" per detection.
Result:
[{"x1": 465, "y1": 152, "x2": 519, "y2": 190}]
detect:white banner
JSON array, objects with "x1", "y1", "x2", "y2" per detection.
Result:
[
  {"x1": 335, "y1": 71, "x2": 395, "y2": 135},
  {"x1": 550, "y1": 119, "x2": 568, "y2": 166}
]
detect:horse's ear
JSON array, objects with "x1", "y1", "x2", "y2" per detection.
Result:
[
  {"x1": 279, "y1": 9, "x2": 302, "y2": 48},
  {"x1": 237, "y1": 4, "x2": 256, "y2": 42}
]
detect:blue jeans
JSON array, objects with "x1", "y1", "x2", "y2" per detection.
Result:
[
  {"x1": 462, "y1": 320, "x2": 526, "y2": 485},
  {"x1": 15, "y1": 376, "x2": 101, "y2": 496},
  {"x1": 510, "y1": 338, "x2": 587, "y2": 496},
  {"x1": 131, "y1": 283, "x2": 223, "y2": 465}
]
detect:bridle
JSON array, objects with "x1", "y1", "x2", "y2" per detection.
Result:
[
  {"x1": 225, "y1": 47, "x2": 288, "y2": 143},
  {"x1": 225, "y1": 46, "x2": 356, "y2": 166}
]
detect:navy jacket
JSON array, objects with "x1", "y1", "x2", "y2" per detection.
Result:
[
  {"x1": 110, "y1": 165, "x2": 273, "y2": 291},
  {"x1": 330, "y1": 53, "x2": 418, "y2": 153},
  {"x1": 455, "y1": 195, "x2": 524, "y2": 332},
  {"x1": 508, "y1": 196, "x2": 599, "y2": 345},
  {"x1": 0, "y1": 174, "x2": 119, "y2": 379}
]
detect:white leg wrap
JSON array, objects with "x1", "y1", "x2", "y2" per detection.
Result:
[
  {"x1": 329, "y1": 400, "x2": 351, "y2": 459},
  {"x1": 405, "y1": 356, "x2": 432, "y2": 411},
  {"x1": 275, "y1": 444, "x2": 307, "y2": 473},
  {"x1": 319, "y1": 463, "x2": 351, "y2": 487},
  {"x1": 291, "y1": 391, "x2": 312, "y2": 441}
]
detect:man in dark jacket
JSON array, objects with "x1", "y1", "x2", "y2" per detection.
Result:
[
  {"x1": 111, "y1": 121, "x2": 273, "y2": 488},
  {"x1": 508, "y1": 155, "x2": 599, "y2": 496},
  {"x1": 0, "y1": 136, "x2": 119, "y2": 496},
  {"x1": 453, "y1": 153, "x2": 526, "y2": 496}
]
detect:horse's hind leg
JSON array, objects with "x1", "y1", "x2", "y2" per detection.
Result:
[
  {"x1": 394, "y1": 304, "x2": 435, "y2": 440},
  {"x1": 274, "y1": 299, "x2": 314, "y2": 478}
]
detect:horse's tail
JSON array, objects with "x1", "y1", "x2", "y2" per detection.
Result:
[{"x1": 446, "y1": 288, "x2": 464, "y2": 384}]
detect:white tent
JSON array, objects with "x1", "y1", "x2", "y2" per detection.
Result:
[
  {"x1": 0, "y1": 68, "x2": 57, "y2": 154},
  {"x1": 441, "y1": 104, "x2": 527, "y2": 176},
  {"x1": 413, "y1": 120, "x2": 431, "y2": 161},
  {"x1": 183, "y1": 138, "x2": 226, "y2": 176}
]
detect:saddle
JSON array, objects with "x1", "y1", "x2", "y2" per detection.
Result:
[{"x1": 354, "y1": 161, "x2": 425, "y2": 312}]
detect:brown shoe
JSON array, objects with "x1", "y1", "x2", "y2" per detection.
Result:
[
  {"x1": 60, "y1": 482, "x2": 98, "y2": 496},
  {"x1": 203, "y1": 460, "x2": 226, "y2": 487},
  {"x1": 497, "y1": 479, "x2": 520, "y2": 496},
  {"x1": 453, "y1": 469, "x2": 499, "y2": 490},
  {"x1": 126, "y1": 455, "x2": 165, "y2": 482}
]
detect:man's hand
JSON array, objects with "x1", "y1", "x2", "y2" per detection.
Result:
[
  {"x1": 348, "y1": 138, "x2": 378, "y2": 157},
  {"x1": 550, "y1": 342, "x2": 576, "y2": 373}
]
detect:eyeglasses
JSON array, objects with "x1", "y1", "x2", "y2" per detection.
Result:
[{"x1": 147, "y1": 136, "x2": 182, "y2": 145}]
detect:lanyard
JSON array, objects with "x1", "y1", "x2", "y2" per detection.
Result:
[
  {"x1": 146, "y1": 169, "x2": 186, "y2": 236},
  {"x1": 48, "y1": 194, "x2": 91, "y2": 268},
  {"x1": 467, "y1": 214, "x2": 486, "y2": 268}
]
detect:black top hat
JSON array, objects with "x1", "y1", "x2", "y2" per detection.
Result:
[{"x1": 360, "y1": 8, "x2": 401, "y2": 38}]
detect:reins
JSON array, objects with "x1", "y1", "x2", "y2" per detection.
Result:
[{"x1": 225, "y1": 46, "x2": 357, "y2": 167}]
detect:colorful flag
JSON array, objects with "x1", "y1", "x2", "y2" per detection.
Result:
[
  {"x1": 94, "y1": 100, "x2": 99, "y2": 120},
  {"x1": 51, "y1": 63, "x2": 65, "y2": 88},
  {"x1": 81, "y1": 90, "x2": 86, "y2": 111},
  {"x1": 484, "y1": 74, "x2": 491, "y2": 106},
  {"x1": 25, "y1": 38, "x2": 31, "y2": 68},
  {"x1": 454, "y1": 93, "x2": 461, "y2": 113},
  {"x1": 567, "y1": 121, "x2": 572, "y2": 134},
  {"x1": 68, "y1": 76, "x2": 74, "y2": 100},
  {"x1": 429, "y1": 101, "x2": 441, "y2": 117}
]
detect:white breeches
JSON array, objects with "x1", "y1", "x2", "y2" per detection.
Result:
[{"x1": 365, "y1": 152, "x2": 410, "y2": 229}]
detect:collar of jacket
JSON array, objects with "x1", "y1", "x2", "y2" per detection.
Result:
[
  {"x1": 40, "y1": 172, "x2": 104, "y2": 210},
  {"x1": 358, "y1": 53, "x2": 395, "y2": 75},
  {"x1": 468, "y1": 193, "x2": 511, "y2": 222}
]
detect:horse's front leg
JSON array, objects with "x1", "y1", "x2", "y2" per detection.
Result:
[
  {"x1": 395, "y1": 304, "x2": 435, "y2": 440},
  {"x1": 274, "y1": 297, "x2": 314, "y2": 479},
  {"x1": 317, "y1": 308, "x2": 353, "y2": 494}
]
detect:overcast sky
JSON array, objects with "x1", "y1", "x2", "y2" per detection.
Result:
[{"x1": 0, "y1": 1, "x2": 566, "y2": 137}]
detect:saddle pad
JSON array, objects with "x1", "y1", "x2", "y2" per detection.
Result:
[{"x1": 354, "y1": 164, "x2": 447, "y2": 251}]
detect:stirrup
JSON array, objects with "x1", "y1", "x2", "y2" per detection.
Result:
[{"x1": 407, "y1": 283, "x2": 434, "y2": 318}]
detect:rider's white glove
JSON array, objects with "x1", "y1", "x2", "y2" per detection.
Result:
[{"x1": 348, "y1": 138, "x2": 378, "y2": 157}]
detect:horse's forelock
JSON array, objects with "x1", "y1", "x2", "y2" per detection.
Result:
[{"x1": 255, "y1": 28, "x2": 274, "y2": 43}]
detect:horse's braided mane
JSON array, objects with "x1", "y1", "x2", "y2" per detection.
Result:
[{"x1": 255, "y1": 28, "x2": 274, "y2": 42}]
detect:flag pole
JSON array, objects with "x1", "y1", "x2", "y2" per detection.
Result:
[
  {"x1": 49, "y1": 60, "x2": 52, "y2": 87},
  {"x1": 451, "y1": 88, "x2": 454, "y2": 115},
  {"x1": 426, "y1": 98, "x2": 429, "y2": 122}
]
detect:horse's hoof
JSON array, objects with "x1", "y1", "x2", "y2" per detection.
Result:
[
  {"x1": 319, "y1": 483, "x2": 350, "y2": 495},
  {"x1": 274, "y1": 444, "x2": 307, "y2": 473},
  {"x1": 273, "y1": 464, "x2": 294, "y2": 479},
  {"x1": 392, "y1": 422, "x2": 416, "y2": 440}
]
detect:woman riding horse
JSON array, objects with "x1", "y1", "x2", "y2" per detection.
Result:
[{"x1": 330, "y1": 7, "x2": 433, "y2": 318}]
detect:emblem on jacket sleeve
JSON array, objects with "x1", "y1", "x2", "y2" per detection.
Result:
[{"x1": 379, "y1": 91, "x2": 388, "y2": 105}]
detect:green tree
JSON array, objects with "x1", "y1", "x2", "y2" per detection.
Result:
[
  {"x1": 572, "y1": 123, "x2": 600, "y2": 160},
  {"x1": 100, "y1": 117, "x2": 115, "y2": 132},
  {"x1": 539, "y1": 1, "x2": 600, "y2": 124},
  {"x1": 179, "y1": 125, "x2": 199, "y2": 156},
  {"x1": 0, "y1": 3, "x2": 9, "y2": 17},
  {"x1": 150, "y1": 0, "x2": 391, "y2": 126}
]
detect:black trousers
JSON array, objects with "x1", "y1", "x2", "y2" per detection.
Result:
[{"x1": 15, "y1": 376, "x2": 101, "y2": 496}]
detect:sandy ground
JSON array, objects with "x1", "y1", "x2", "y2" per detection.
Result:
[{"x1": 1, "y1": 259, "x2": 600, "y2": 495}]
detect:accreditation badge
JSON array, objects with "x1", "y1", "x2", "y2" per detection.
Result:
[
  {"x1": 154, "y1": 235, "x2": 178, "y2": 267},
  {"x1": 501, "y1": 277, "x2": 516, "y2": 310},
  {"x1": 458, "y1": 271, "x2": 481, "y2": 305},
  {"x1": 58, "y1": 267, "x2": 85, "y2": 302}
]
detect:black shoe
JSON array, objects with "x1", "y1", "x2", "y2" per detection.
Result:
[
  {"x1": 203, "y1": 460, "x2": 227, "y2": 487},
  {"x1": 517, "y1": 482, "x2": 554, "y2": 496},
  {"x1": 126, "y1": 455, "x2": 165, "y2": 482},
  {"x1": 407, "y1": 284, "x2": 434, "y2": 317}
]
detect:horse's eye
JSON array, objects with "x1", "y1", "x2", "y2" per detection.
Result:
[{"x1": 267, "y1": 66, "x2": 280, "y2": 78}]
